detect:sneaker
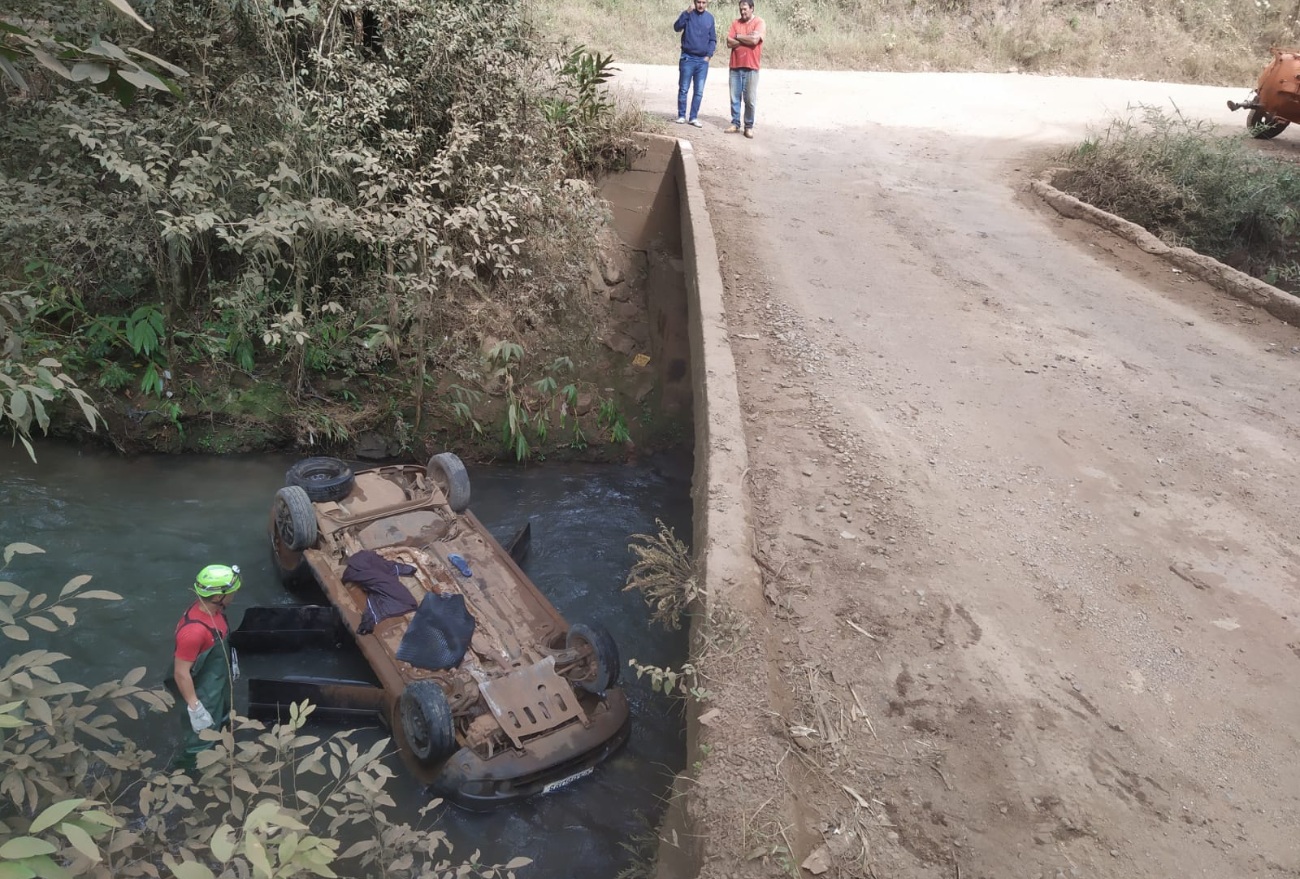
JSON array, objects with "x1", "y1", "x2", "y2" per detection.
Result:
[
  {"x1": 724, "y1": 124, "x2": 741, "y2": 133},
  {"x1": 689, "y1": 119, "x2": 703, "y2": 128},
  {"x1": 675, "y1": 116, "x2": 686, "y2": 124},
  {"x1": 744, "y1": 128, "x2": 754, "y2": 139}
]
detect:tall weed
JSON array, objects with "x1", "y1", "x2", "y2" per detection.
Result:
[{"x1": 1057, "y1": 107, "x2": 1300, "y2": 290}]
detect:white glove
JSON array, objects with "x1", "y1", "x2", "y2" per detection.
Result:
[
  {"x1": 230, "y1": 648, "x2": 240, "y2": 681},
  {"x1": 187, "y1": 702, "x2": 215, "y2": 734}
]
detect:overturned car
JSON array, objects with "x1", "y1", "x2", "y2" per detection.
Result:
[{"x1": 244, "y1": 453, "x2": 628, "y2": 809}]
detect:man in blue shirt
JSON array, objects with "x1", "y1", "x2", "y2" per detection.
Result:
[{"x1": 673, "y1": 0, "x2": 716, "y2": 127}]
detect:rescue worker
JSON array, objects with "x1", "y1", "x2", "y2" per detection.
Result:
[{"x1": 172, "y1": 564, "x2": 240, "y2": 772}]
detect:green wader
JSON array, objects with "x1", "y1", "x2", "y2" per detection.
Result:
[{"x1": 173, "y1": 608, "x2": 233, "y2": 773}]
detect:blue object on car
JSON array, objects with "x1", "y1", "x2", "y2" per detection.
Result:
[{"x1": 447, "y1": 553, "x2": 472, "y2": 578}]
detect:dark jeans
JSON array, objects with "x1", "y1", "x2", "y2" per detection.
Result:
[
  {"x1": 678, "y1": 53, "x2": 709, "y2": 121},
  {"x1": 729, "y1": 67, "x2": 758, "y2": 129}
]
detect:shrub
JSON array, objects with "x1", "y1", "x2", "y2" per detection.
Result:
[
  {"x1": 1, "y1": 0, "x2": 634, "y2": 422},
  {"x1": 0, "y1": 542, "x2": 532, "y2": 879},
  {"x1": 1057, "y1": 106, "x2": 1300, "y2": 291}
]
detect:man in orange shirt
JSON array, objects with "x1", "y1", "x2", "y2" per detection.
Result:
[{"x1": 725, "y1": 0, "x2": 765, "y2": 138}]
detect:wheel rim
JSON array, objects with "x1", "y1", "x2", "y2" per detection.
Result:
[
  {"x1": 570, "y1": 633, "x2": 597, "y2": 685},
  {"x1": 303, "y1": 465, "x2": 333, "y2": 483},
  {"x1": 275, "y1": 497, "x2": 296, "y2": 549},
  {"x1": 404, "y1": 701, "x2": 431, "y2": 756}
]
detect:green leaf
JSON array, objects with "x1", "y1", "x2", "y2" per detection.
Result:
[
  {"x1": 209, "y1": 825, "x2": 234, "y2": 864},
  {"x1": 244, "y1": 800, "x2": 279, "y2": 831},
  {"x1": 0, "y1": 860, "x2": 36, "y2": 879},
  {"x1": 29, "y1": 395, "x2": 48, "y2": 433},
  {"x1": 58, "y1": 822, "x2": 100, "y2": 863},
  {"x1": 117, "y1": 65, "x2": 167, "y2": 92},
  {"x1": 16, "y1": 856, "x2": 69, "y2": 879},
  {"x1": 27, "y1": 48, "x2": 73, "y2": 81},
  {"x1": 0, "y1": 56, "x2": 27, "y2": 92},
  {"x1": 103, "y1": 0, "x2": 155, "y2": 31},
  {"x1": 0, "y1": 838, "x2": 56, "y2": 859},
  {"x1": 125, "y1": 47, "x2": 187, "y2": 77},
  {"x1": 244, "y1": 835, "x2": 272, "y2": 878},
  {"x1": 70, "y1": 62, "x2": 110, "y2": 84},
  {"x1": 338, "y1": 840, "x2": 375, "y2": 859},
  {"x1": 9, "y1": 388, "x2": 28, "y2": 422},
  {"x1": 30, "y1": 799, "x2": 85, "y2": 833},
  {"x1": 59, "y1": 575, "x2": 92, "y2": 599},
  {"x1": 168, "y1": 862, "x2": 214, "y2": 879},
  {"x1": 4, "y1": 543, "x2": 44, "y2": 564}
]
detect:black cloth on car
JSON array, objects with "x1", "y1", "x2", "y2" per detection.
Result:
[
  {"x1": 343, "y1": 550, "x2": 418, "y2": 635},
  {"x1": 395, "y1": 592, "x2": 476, "y2": 671}
]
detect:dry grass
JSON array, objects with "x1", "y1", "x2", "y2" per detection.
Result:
[
  {"x1": 624, "y1": 518, "x2": 702, "y2": 629},
  {"x1": 1056, "y1": 106, "x2": 1300, "y2": 291},
  {"x1": 532, "y1": 0, "x2": 1300, "y2": 85}
]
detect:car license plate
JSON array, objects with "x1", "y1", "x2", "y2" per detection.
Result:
[{"x1": 542, "y1": 767, "x2": 593, "y2": 794}]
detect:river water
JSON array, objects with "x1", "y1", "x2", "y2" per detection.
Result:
[{"x1": 0, "y1": 443, "x2": 692, "y2": 876}]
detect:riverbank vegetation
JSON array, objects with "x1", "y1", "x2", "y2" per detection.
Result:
[
  {"x1": 1055, "y1": 107, "x2": 1300, "y2": 293},
  {"x1": 2, "y1": 0, "x2": 651, "y2": 458},
  {"x1": 537, "y1": 0, "x2": 1298, "y2": 84},
  {"x1": 0, "y1": 542, "x2": 528, "y2": 879}
]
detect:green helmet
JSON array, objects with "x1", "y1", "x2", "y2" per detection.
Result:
[{"x1": 194, "y1": 564, "x2": 242, "y2": 598}]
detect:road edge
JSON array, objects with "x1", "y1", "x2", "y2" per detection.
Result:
[
  {"x1": 649, "y1": 138, "x2": 778, "y2": 879},
  {"x1": 1031, "y1": 169, "x2": 1300, "y2": 328}
]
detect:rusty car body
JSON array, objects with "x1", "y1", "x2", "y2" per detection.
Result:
[
  {"x1": 258, "y1": 454, "x2": 628, "y2": 809},
  {"x1": 1228, "y1": 47, "x2": 1300, "y2": 138}
]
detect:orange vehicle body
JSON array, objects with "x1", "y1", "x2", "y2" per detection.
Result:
[
  {"x1": 1229, "y1": 48, "x2": 1300, "y2": 138},
  {"x1": 1255, "y1": 48, "x2": 1300, "y2": 123}
]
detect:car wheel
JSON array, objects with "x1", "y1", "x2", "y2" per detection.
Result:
[
  {"x1": 286, "y1": 457, "x2": 355, "y2": 503},
  {"x1": 274, "y1": 485, "x2": 318, "y2": 552},
  {"x1": 427, "y1": 452, "x2": 471, "y2": 512},
  {"x1": 566, "y1": 623, "x2": 620, "y2": 693},
  {"x1": 399, "y1": 681, "x2": 457, "y2": 763},
  {"x1": 267, "y1": 513, "x2": 314, "y2": 590},
  {"x1": 1247, "y1": 107, "x2": 1289, "y2": 139}
]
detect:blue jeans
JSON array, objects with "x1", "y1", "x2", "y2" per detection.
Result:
[
  {"x1": 678, "y1": 54, "x2": 709, "y2": 121},
  {"x1": 730, "y1": 67, "x2": 758, "y2": 129}
]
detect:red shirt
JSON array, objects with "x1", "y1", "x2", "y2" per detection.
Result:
[
  {"x1": 174, "y1": 601, "x2": 228, "y2": 663},
  {"x1": 728, "y1": 16, "x2": 765, "y2": 69}
]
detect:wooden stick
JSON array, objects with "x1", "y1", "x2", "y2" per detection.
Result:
[{"x1": 845, "y1": 619, "x2": 879, "y2": 641}]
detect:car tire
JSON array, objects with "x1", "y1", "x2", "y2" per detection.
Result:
[
  {"x1": 286, "y1": 457, "x2": 355, "y2": 503},
  {"x1": 268, "y1": 522, "x2": 315, "y2": 590},
  {"x1": 399, "y1": 681, "x2": 457, "y2": 763},
  {"x1": 274, "y1": 485, "x2": 318, "y2": 552},
  {"x1": 1247, "y1": 107, "x2": 1289, "y2": 139},
  {"x1": 427, "y1": 452, "x2": 471, "y2": 512},
  {"x1": 566, "y1": 623, "x2": 620, "y2": 693}
]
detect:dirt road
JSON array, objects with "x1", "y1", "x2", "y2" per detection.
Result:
[{"x1": 616, "y1": 67, "x2": 1300, "y2": 878}]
